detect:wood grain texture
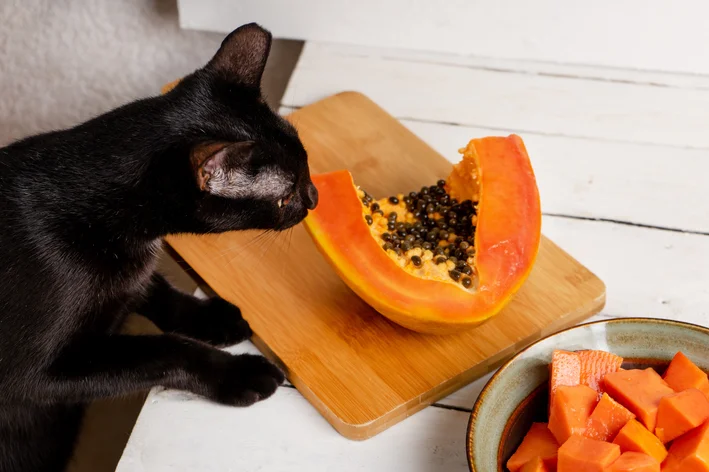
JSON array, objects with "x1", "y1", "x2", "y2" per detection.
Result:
[
  {"x1": 541, "y1": 216, "x2": 709, "y2": 321},
  {"x1": 167, "y1": 92, "x2": 606, "y2": 439}
]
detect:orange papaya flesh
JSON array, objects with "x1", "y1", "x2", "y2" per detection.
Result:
[
  {"x1": 303, "y1": 135, "x2": 541, "y2": 334},
  {"x1": 557, "y1": 435, "x2": 620, "y2": 472},
  {"x1": 507, "y1": 422, "x2": 559, "y2": 472},
  {"x1": 655, "y1": 388, "x2": 709, "y2": 443},
  {"x1": 612, "y1": 419, "x2": 668, "y2": 464},
  {"x1": 584, "y1": 393, "x2": 635, "y2": 442},
  {"x1": 520, "y1": 456, "x2": 551, "y2": 472},
  {"x1": 663, "y1": 352, "x2": 709, "y2": 399},
  {"x1": 548, "y1": 385, "x2": 599, "y2": 445},
  {"x1": 662, "y1": 420, "x2": 709, "y2": 472},
  {"x1": 602, "y1": 369, "x2": 675, "y2": 433},
  {"x1": 605, "y1": 452, "x2": 660, "y2": 472}
]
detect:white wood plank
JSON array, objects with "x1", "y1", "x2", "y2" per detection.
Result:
[
  {"x1": 281, "y1": 107, "x2": 709, "y2": 234},
  {"x1": 282, "y1": 43, "x2": 709, "y2": 149},
  {"x1": 177, "y1": 0, "x2": 709, "y2": 76},
  {"x1": 314, "y1": 44, "x2": 709, "y2": 91},
  {"x1": 543, "y1": 216, "x2": 709, "y2": 324},
  {"x1": 116, "y1": 386, "x2": 470, "y2": 472}
]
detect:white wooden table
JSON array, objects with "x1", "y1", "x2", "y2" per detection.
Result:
[{"x1": 116, "y1": 42, "x2": 709, "y2": 471}]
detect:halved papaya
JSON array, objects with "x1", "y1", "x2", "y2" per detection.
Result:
[{"x1": 304, "y1": 135, "x2": 541, "y2": 334}]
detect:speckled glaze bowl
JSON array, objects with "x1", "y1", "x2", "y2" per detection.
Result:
[{"x1": 466, "y1": 318, "x2": 709, "y2": 472}]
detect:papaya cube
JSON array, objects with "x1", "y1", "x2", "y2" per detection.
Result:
[
  {"x1": 655, "y1": 388, "x2": 709, "y2": 443},
  {"x1": 578, "y1": 349, "x2": 623, "y2": 393},
  {"x1": 662, "y1": 421, "x2": 709, "y2": 472},
  {"x1": 663, "y1": 352, "x2": 709, "y2": 399},
  {"x1": 506, "y1": 423, "x2": 558, "y2": 472},
  {"x1": 520, "y1": 456, "x2": 550, "y2": 472},
  {"x1": 612, "y1": 419, "x2": 668, "y2": 464},
  {"x1": 557, "y1": 435, "x2": 620, "y2": 472},
  {"x1": 605, "y1": 452, "x2": 659, "y2": 472},
  {"x1": 548, "y1": 385, "x2": 599, "y2": 445},
  {"x1": 584, "y1": 392, "x2": 635, "y2": 442},
  {"x1": 602, "y1": 368, "x2": 675, "y2": 432}
]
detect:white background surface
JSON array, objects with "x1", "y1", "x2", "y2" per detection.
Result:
[
  {"x1": 178, "y1": 0, "x2": 709, "y2": 75},
  {"x1": 118, "y1": 8, "x2": 709, "y2": 471}
]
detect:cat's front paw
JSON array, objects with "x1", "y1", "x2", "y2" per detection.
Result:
[
  {"x1": 211, "y1": 354, "x2": 285, "y2": 406},
  {"x1": 180, "y1": 297, "x2": 252, "y2": 347}
]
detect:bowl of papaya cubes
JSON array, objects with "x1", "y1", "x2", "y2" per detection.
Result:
[{"x1": 467, "y1": 318, "x2": 709, "y2": 472}]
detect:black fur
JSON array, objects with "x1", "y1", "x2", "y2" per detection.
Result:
[{"x1": 0, "y1": 23, "x2": 315, "y2": 471}]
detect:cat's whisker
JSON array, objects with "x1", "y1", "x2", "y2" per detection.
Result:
[
  {"x1": 280, "y1": 227, "x2": 295, "y2": 277},
  {"x1": 211, "y1": 232, "x2": 268, "y2": 259},
  {"x1": 232, "y1": 231, "x2": 274, "y2": 253},
  {"x1": 224, "y1": 230, "x2": 276, "y2": 266},
  {"x1": 220, "y1": 229, "x2": 276, "y2": 268},
  {"x1": 204, "y1": 230, "x2": 276, "y2": 268},
  {"x1": 255, "y1": 230, "x2": 280, "y2": 263}
]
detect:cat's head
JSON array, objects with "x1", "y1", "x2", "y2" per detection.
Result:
[{"x1": 163, "y1": 23, "x2": 317, "y2": 233}]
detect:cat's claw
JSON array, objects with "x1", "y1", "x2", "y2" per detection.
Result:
[
  {"x1": 211, "y1": 354, "x2": 285, "y2": 406},
  {"x1": 177, "y1": 297, "x2": 252, "y2": 347}
]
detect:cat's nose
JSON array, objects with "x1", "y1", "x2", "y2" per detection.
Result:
[{"x1": 305, "y1": 182, "x2": 318, "y2": 210}]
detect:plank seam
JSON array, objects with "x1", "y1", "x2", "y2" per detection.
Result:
[
  {"x1": 280, "y1": 106, "x2": 709, "y2": 151},
  {"x1": 318, "y1": 43, "x2": 709, "y2": 90},
  {"x1": 430, "y1": 403, "x2": 472, "y2": 413},
  {"x1": 393, "y1": 116, "x2": 709, "y2": 151},
  {"x1": 546, "y1": 213, "x2": 709, "y2": 237},
  {"x1": 374, "y1": 54, "x2": 709, "y2": 91}
]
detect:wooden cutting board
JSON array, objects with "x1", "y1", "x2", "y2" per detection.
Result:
[{"x1": 166, "y1": 92, "x2": 606, "y2": 440}]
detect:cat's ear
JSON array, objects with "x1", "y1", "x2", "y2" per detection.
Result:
[
  {"x1": 206, "y1": 23, "x2": 272, "y2": 87},
  {"x1": 191, "y1": 141, "x2": 255, "y2": 194}
]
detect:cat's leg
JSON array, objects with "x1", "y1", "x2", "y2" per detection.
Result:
[
  {"x1": 0, "y1": 404, "x2": 83, "y2": 472},
  {"x1": 135, "y1": 273, "x2": 252, "y2": 347},
  {"x1": 40, "y1": 334, "x2": 284, "y2": 406}
]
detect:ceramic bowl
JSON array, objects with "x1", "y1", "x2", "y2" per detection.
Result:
[{"x1": 466, "y1": 318, "x2": 709, "y2": 472}]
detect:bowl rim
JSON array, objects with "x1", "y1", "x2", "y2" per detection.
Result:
[{"x1": 465, "y1": 317, "x2": 709, "y2": 472}]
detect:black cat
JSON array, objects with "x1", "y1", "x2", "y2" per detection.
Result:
[{"x1": 0, "y1": 23, "x2": 316, "y2": 471}]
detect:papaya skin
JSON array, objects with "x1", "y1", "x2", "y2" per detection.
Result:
[{"x1": 303, "y1": 135, "x2": 541, "y2": 334}]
